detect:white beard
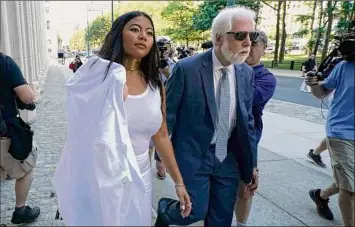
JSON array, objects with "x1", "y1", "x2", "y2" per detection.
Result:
[{"x1": 221, "y1": 42, "x2": 248, "y2": 65}]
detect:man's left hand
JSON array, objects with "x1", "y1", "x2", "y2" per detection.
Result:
[{"x1": 248, "y1": 168, "x2": 259, "y2": 194}]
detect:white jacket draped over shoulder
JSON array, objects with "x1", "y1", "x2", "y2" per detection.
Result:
[{"x1": 53, "y1": 56, "x2": 145, "y2": 226}]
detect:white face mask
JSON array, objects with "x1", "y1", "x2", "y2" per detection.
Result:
[{"x1": 221, "y1": 41, "x2": 248, "y2": 65}]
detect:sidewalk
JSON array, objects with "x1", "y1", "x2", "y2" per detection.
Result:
[
  {"x1": 267, "y1": 68, "x2": 303, "y2": 78},
  {"x1": 0, "y1": 64, "x2": 341, "y2": 226}
]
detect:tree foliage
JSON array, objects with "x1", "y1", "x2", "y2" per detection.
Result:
[
  {"x1": 336, "y1": 1, "x2": 354, "y2": 33},
  {"x1": 87, "y1": 15, "x2": 111, "y2": 48},
  {"x1": 161, "y1": 2, "x2": 202, "y2": 46},
  {"x1": 193, "y1": 0, "x2": 261, "y2": 31},
  {"x1": 115, "y1": 1, "x2": 171, "y2": 36},
  {"x1": 69, "y1": 29, "x2": 85, "y2": 51}
]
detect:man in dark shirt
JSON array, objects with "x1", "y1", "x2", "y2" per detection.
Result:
[
  {"x1": 234, "y1": 31, "x2": 276, "y2": 226},
  {"x1": 300, "y1": 54, "x2": 317, "y2": 92},
  {"x1": 0, "y1": 53, "x2": 40, "y2": 224}
]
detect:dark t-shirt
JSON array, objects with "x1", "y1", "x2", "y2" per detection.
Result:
[
  {"x1": 0, "y1": 53, "x2": 27, "y2": 120},
  {"x1": 302, "y1": 59, "x2": 316, "y2": 72}
]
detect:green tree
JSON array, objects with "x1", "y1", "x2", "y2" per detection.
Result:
[
  {"x1": 322, "y1": 0, "x2": 338, "y2": 60},
  {"x1": 336, "y1": 1, "x2": 355, "y2": 33},
  {"x1": 87, "y1": 15, "x2": 111, "y2": 48},
  {"x1": 85, "y1": 2, "x2": 171, "y2": 49},
  {"x1": 161, "y1": 2, "x2": 202, "y2": 46},
  {"x1": 313, "y1": 1, "x2": 326, "y2": 55},
  {"x1": 193, "y1": 0, "x2": 261, "y2": 32},
  {"x1": 279, "y1": 0, "x2": 287, "y2": 63},
  {"x1": 273, "y1": 0, "x2": 282, "y2": 66},
  {"x1": 308, "y1": 0, "x2": 318, "y2": 53},
  {"x1": 115, "y1": 1, "x2": 171, "y2": 36},
  {"x1": 70, "y1": 29, "x2": 85, "y2": 51}
]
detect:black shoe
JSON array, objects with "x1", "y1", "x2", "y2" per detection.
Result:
[
  {"x1": 307, "y1": 149, "x2": 327, "y2": 168},
  {"x1": 155, "y1": 214, "x2": 169, "y2": 227},
  {"x1": 11, "y1": 206, "x2": 40, "y2": 224},
  {"x1": 309, "y1": 189, "x2": 334, "y2": 220}
]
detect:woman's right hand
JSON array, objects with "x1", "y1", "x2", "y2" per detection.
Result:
[{"x1": 175, "y1": 185, "x2": 192, "y2": 218}]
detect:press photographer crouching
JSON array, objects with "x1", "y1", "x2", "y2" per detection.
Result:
[
  {"x1": 0, "y1": 53, "x2": 40, "y2": 224},
  {"x1": 305, "y1": 23, "x2": 354, "y2": 226}
]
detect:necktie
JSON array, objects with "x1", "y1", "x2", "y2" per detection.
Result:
[{"x1": 215, "y1": 68, "x2": 230, "y2": 162}]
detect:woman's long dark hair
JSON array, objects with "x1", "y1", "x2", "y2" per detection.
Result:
[{"x1": 97, "y1": 11, "x2": 165, "y2": 119}]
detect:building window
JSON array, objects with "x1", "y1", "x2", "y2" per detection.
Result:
[
  {"x1": 47, "y1": 39, "x2": 51, "y2": 44},
  {"x1": 45, "y1": 7, "x2": 49, "y2": 13},
  {"x1": 48, "y1": 48, "x2": 52, "y2": 53},
  {"x1": 46, "y1": 20, "x2": 50, "y2": 29}
]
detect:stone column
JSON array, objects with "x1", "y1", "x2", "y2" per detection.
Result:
[
  {"x1": 17, "y1": 1, "x2": 37, "y2": 123},
  {"x1": 23, "y1": 1, "x2": 36, "y2": 85},
  {"x1": 17, "y1": 1, "x2": 30, "y2": 79},
  {"x1": 29, "y1": 1, "x2": 42, "y2": 102},
  {"x1": 31, "y1": 1, "x2": 39, "y2": 82},
  {"x1": 0, "y1": 2, "x2": 11, "y2": 54}
]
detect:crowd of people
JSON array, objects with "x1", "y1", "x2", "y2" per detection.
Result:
[{"x1": 0, "y1": 5, "x2": 354, "y2": 227}]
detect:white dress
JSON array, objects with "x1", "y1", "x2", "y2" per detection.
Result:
[
  {"x1": 53, "y1": 57, "x2": 153, "y2": 226},
  {"x1": 125, "y1": 84, "x2": 163, "y2": 225}
]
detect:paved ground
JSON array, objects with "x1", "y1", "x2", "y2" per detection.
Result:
[
  {"x1": 0, "y1": 64, "x2": 342, "y2": 226},
  {"x1": 273, "y1": 76, "x2": 325, "y2": 108}
]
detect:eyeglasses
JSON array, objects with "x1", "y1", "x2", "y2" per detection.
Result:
[{"x1": 226, "y1": 31, "x2": 259, "y2": 41}]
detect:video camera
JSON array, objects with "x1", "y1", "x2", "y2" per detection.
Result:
[
  {"x1": 313, "y1": 20, "x2": 355, "y2": 81},
  {"x1": 157, "y1": 37, "x2": 172, "y2": 69}
]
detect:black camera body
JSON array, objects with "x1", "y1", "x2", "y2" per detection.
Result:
[
  {"x1": 315, "y1": 20, "x2": 355, "y2": 81},
  {"x1": 16, "y1": 96, "x2": 36, "y2": 111}
]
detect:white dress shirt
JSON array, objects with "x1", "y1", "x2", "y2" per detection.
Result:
[{"x1": 211, "y1": 49, "x2": 237, "y2": 144}]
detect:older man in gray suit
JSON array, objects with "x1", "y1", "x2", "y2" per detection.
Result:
[{"x1": 155, "y1": 6, "x2": 259, "y2": 227}]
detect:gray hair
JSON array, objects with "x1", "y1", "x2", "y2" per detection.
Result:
[
  {"x1": 211, "y1": 6, "x2": 256, "y2": 45},
  {"x1": 255, "y1": 31, "x2": 268, "y2": 46}
]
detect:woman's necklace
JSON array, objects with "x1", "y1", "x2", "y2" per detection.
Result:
[{"x1": 122, "y1": 58, "x2": 141, "y2": 71}]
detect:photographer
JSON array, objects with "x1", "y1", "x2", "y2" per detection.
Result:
[
  {"x1": 300, "y1": 54, "x2": 317, "y2": 92},
  {"x1": 306, "y1": 53, "x2": 354, "y2": 226},
  {"x1": 0, "y1": 53, "x2": 40, "y2": 224},
  {"x1": 156, "y1": 37, "x2": 176, "y2": 85},
  {"x1": 152, "y1": 37, "x2": 176, "y2": 179},
  {"x1": 69, "y1": 55, "x2": 83, "y2": 73}
]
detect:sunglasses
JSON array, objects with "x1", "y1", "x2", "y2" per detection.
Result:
[{"x1": 226, "y1": 31, "x2": 259, "y2": 41}]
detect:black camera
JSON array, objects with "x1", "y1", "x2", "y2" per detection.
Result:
[
  {"x1": 314, "y1": 20, "x2": 355, "y2": 81},
  {"x1": 16, "y1": 96, "x2": 36, "y2": 111},
  {"x1": 157, "y1": 37, "x2": 171, "y2": 69}
]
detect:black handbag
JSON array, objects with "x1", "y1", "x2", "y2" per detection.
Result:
[{"x1": 5, "y1": 97, "x2": 34, "y2": 161}]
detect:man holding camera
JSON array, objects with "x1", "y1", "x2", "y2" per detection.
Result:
[
  {"x1": 306, "y1": 55, "x2": 354, "y2": 226},
  {"x1": 153, "y1": 37, "x2": 176, "y2": 179},
  {"x1": 0, "y1": 53, "x2": 40, "y2": 224}
]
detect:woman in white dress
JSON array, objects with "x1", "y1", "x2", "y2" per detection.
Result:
[{"x1": 53, "y1": 11, "x2": 191, "y2": 226}]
